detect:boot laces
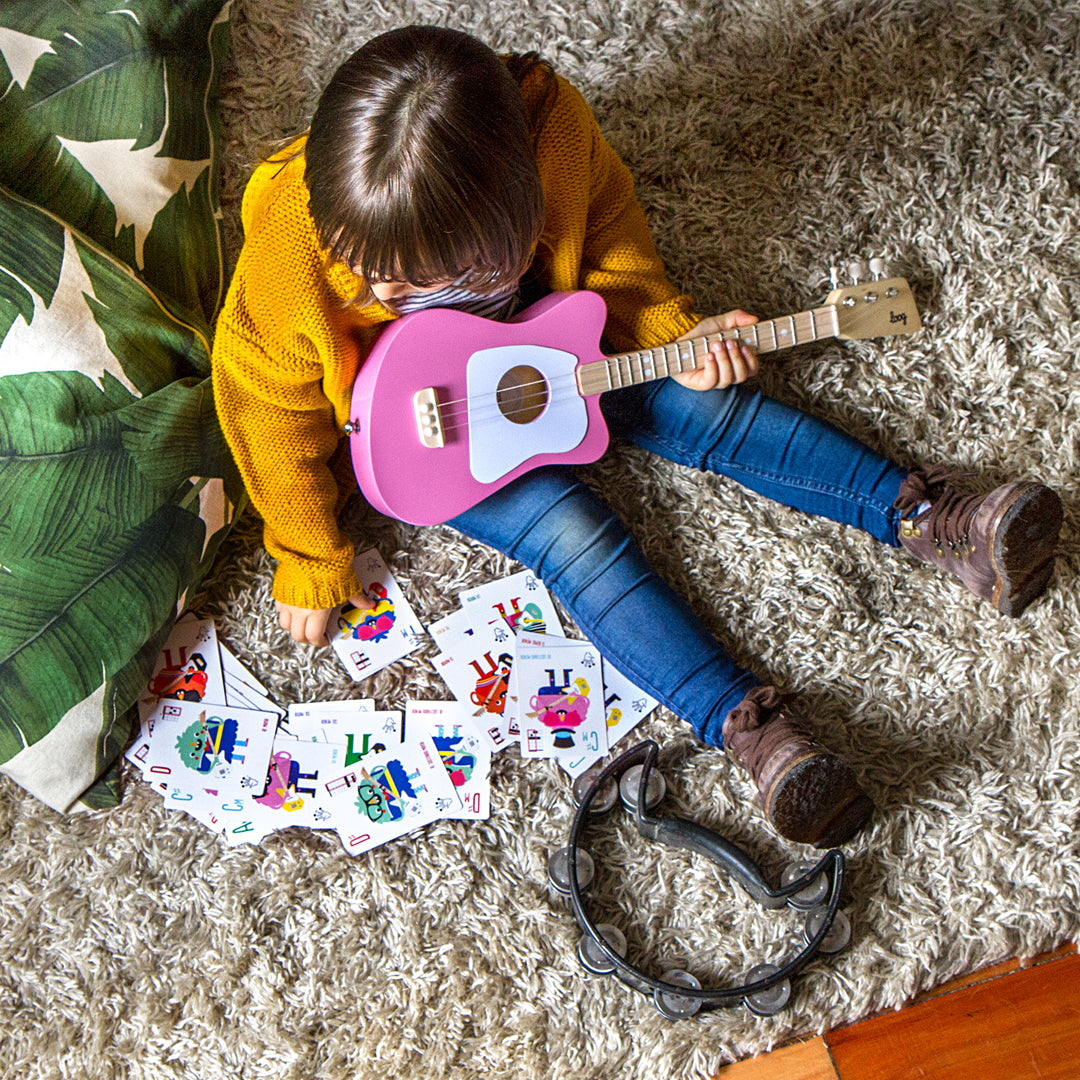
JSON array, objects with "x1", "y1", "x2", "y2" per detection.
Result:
[
  {"x1": 726, "y1": 687, "x2": 816, "y2": 784},
  {"x1": 895, "y1": 466, "x2": 983, "y2": 555}
]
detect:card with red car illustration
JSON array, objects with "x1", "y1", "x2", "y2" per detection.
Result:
[
  {"x1": 328, "y1": 549, "x2": 427, "y2": 682},
  {"x1": 136, "y1": 615, "x2": 227, "y2": 721}
]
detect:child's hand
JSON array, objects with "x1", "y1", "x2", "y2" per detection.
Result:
[
  {"x1": 672, "y1": 309, "x2": 759, "y2": 391},
  {"x1": 275, "y1": 592, "x2": 375, "y2": 646}
]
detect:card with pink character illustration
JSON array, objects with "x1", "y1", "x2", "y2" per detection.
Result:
[{"x1": 516, "y1": 633, "x2": 608, "y2": 763}]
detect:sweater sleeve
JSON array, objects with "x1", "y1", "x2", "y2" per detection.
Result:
[
  {"x1": 535, "y1": 79, "x2": 700, "y2": 352},
  {"x1": 212, "y1": 183, "x2": 363, "y2": 611}
]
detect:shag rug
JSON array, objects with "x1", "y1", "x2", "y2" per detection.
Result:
[{"x1": 2, "y1": 1, "x2": 1078, "y2": 1078}]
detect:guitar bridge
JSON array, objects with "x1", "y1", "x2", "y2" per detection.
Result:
[{"x1": 413, "y1": 387, "x2": 445, "y2": 448}]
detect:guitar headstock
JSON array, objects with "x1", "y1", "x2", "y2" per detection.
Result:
[{"x1": 825, "y1": 270, "x2": 922, "y2": 341}]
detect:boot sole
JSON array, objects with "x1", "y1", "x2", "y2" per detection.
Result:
[
  {"x1": 990, "y1": 483, "x2": 1063, "y2": 617},
  {"x1": 763, "y1": 752, "x2": 875, "y2": 848}
]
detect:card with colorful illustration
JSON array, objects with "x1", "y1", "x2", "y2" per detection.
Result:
[
  {"x1": 323, "y1": 735, "x2": 460, "y2": 856},
  {"x1": 459, "y1": 570, "x2": 562, "y2": 639},
  {"x1": 133, "y1": 698, "x2": 278, "y2": 797},
  {"x1": 516, "y1": 633, "x2": 608, "y2": 764},
  {"x1": 431, "y1": 619, "x2": 517, "y2": 751},
  {"x1": 406, "y1": 701, "x2": 491, "y2": 820},
  {"x1": 137, "y1": 616, "x2": 227, "y2": 721},
  {"x1": 329, "y1": 549, "x2": 428, "y2": 682},
  {"x1": 168, "y1": 739, "x2": 349, "y2": 844}
]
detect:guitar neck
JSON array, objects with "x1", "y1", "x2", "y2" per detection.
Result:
[{"x1": 576, "y1": 303, "x2": 840, "y2": 396}]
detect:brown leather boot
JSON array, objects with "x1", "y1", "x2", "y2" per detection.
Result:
[
  {"x1": 894, "y1": 466, "x2": 1063, "y2": 617},
  {"x1": 722, "y1": 687, "x2": 874, "y2": 848}
]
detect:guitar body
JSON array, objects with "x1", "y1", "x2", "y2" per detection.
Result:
[{"x1": 349, "y1": 291, "x2": 613, "y2": 525}]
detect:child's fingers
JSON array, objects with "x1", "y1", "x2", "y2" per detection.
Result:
[
  {"x1": 275, "y1": 600, "x2": 332, "y2": 645},
  {"x1": 722, "y1": 338, "x2": 758, "y2": 382}
]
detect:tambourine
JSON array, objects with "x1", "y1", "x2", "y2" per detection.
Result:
[{"x1": 547, "y1": 740, "x2": 851, "y2": 1018}]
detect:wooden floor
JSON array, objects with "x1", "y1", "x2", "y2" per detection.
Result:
[{"x1": 712, "y1": 943, "x2": 1079, "y2": 1079}]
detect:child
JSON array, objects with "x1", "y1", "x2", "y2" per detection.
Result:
[{"x1": 212, "y1": 25, "x2": 1063, "y2": 849}]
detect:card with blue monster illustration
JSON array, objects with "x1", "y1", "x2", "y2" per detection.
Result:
[
  {"x1": 323, "y1": 734, "x2": 461, "y2": 856},
  {"x1": 328, "y1": 549, "x2": 427, "y2": 682},
  {"x1": 135, "y1": 697, "x2": 279, "y2": 797}
]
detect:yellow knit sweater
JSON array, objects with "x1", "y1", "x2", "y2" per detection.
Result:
[{"x1": 212, "y1": 71, "x2": 699, "y2": 610}]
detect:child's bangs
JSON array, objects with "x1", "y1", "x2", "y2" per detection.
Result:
[{"x1": 339, "y1": 177, "x2": 540, "y2": 293}]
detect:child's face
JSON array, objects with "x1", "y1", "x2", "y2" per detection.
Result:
[{"x1": 366, "y1": 278, "x2": 456, "y2": 306}]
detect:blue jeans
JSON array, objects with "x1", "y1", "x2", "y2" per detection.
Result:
[{"x1": 449, "y1": 380, "x2": 908, "y2": 747}]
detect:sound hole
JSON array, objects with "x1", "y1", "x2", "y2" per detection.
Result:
[{"x1": 496, "y1": 364, "x2": 548, "y2": 425}]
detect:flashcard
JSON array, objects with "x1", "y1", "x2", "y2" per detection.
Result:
[
  {"x1": 279, "y1": 699, "x2": 381, "y2": 743},
  {"x1": 516, "y1": 633, "x2": 608, "y2": 763},
  {"x1": 219, "y1": 642, "x2": 279, "y2": 715},
  {"x1": 134, "y1": 698, "x2": 278, "y2": 797},
  {"x1": 323, "y1": 735, "x2": 460, "y2": 856},
  {"x1": 426, "y1": 607, "x2": 475, "y2": 652},
  {"x1": 599, "y1": 660, "x2": 659, "y2": 752},
  {"x1": 329, "y1": 549, "x2": 428, "y2": 682},
  {"x1": 406, "y1": 701, "x2": 491, "y2": 820},
  {"x1": 459, "y1": 569, "x2": 562, "y2": 639},
  {"x1": 431, "y1": 619, "x2": 517, "y2": 750},
  {"x1": 165, "y1": 740, "x2": 349, "y2": 845},
  {"x1": 137, "y1": 615, "x2": 226, "y2": 721}
]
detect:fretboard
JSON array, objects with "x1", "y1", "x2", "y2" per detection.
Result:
[{"x1": 576, "y1": 304, "x2": 840, "y2": 396}]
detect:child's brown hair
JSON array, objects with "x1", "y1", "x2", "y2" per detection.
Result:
[{"x1": 305, "y1": 25, "x2": 553, "y2": 297}]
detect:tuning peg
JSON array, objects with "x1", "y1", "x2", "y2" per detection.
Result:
[
  {"x1": 869, "y1": 257, "x2": 887, "y2": 280},
  {"x1": 847, "y1": 259, "x2": 869, "y2": 284},
  {"x1": 829, "y1": 265, "x2": 841, "y2": 289}
]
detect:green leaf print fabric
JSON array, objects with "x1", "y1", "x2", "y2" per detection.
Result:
[{"x1": 0, "y1": 1, "x2": 243, "y2": 813}]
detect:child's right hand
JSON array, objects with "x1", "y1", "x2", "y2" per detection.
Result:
[{"x1": 275, "y1": 592, "x2": 375, "y2": 646}]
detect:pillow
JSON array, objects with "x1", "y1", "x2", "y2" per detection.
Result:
[
  {"x1": 0, "y1": 0, "x2": 230, "y2": 332},
  {"x1": 0, "y1": 0, "x2": 241, "y2": 813}
]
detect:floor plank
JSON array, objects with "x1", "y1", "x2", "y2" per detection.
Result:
[
  {"x1": 712, "y1": 1037, "x2": 838, "y2": 1079},
  {"x1": 826, "y1": 951, "x2": 1080, "y2": 1080},
  {"x1": 908, "y1": 942, "x2": 1077, "y2": 1004}
]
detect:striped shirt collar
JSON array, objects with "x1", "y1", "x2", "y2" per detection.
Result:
[{"x1": 391, "y1": 278, "x2": 519, "y2": 321}]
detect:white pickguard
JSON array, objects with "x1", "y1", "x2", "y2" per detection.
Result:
[{"x1": 466, "y1": 344, "x2": 588, "y2": 483}]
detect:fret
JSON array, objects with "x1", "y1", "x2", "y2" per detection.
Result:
[
  {"x1": 608, "y1": 357, "x2": 621, "y2": 389},
  {"x1": 589, "y1": 299, "x2": 845, "y2": 395},
  {"x1": 643, "y1": 347, "x2": 658, "y2": 381}
]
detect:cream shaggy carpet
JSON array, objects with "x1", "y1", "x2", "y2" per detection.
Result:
[{"x1": 2, "y1": 1, "x2": 1078, "y2": 1078}]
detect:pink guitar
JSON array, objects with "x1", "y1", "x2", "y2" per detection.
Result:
[{"x1": 347, "y1": 276, "x2": 921, "y2": 525}]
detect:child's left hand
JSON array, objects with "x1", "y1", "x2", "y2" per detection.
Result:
[{"x1": 672, "y1": 309, "x2": 759, "y2": 391}]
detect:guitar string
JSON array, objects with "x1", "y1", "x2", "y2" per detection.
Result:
[
  {"x1": 370, "y1": 307, "x2": 841, "y2": 438},
  {"x1": 415, "y1": 325, "x2": 775, "y2": 418},
  {"x1": 417, "y1": 318, "x2": 821, "y2": 435}
]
